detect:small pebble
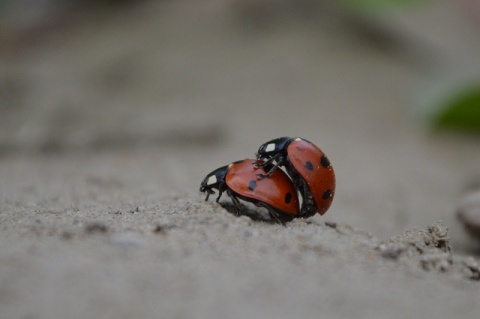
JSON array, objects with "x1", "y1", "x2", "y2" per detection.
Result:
[
  {"x1": 324, "y1": 221, "x2": 337, "y2": 228},
  {"x1": 84, "y1": 222, "x2": 108, "y2": 234},
  {"x1": 378, "y1": 243, "x2": 406, "y2": 259}
]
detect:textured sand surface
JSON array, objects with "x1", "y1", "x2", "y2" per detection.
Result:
[{"x1": 1, "y1": 1, "x2": 480, "y2": 318}]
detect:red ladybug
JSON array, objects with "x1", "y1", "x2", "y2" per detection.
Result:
[
  {"x1": 200, "y1": 159, "x2": 300, "y2": 223},
  {"x1": 256, "y1": 137, "x2": 335, "y2": 218}
]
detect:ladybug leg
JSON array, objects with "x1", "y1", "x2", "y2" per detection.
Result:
[
  {"x1": 255, "y1": 154, "x2": 276, "y2": 167},
  {"x1": 215, "y1": 182, "x2": 228, "y2": 202},
  {"x1": 256, "y1": 155, "x2": 285, "y2": 179},
  {"x1": 267, "y1": 209, "x2": 293, "y2": 225},
  {"x1": 268, "y1": 210, "x2": 285, "y2": 225},
  {"x1": 298, "y1": 182, "x2": 316, "y2": 218},
  {"x1": 204, "y1": 190, "x2": 215, "y2": 201},
  {"x1": 256, "y1": 202, "x2": 288, "y2": 225},
  {"x1": 226, "y1": 189, "x2": 242, "y2": 216}
]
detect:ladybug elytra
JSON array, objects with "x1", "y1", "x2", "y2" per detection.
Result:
[
  {"x1": 200, "y1": 159, "x2": 300, "y2": 223},
  {"x1": 256, "y1": 137, "x2": 335, "y2": 218}
]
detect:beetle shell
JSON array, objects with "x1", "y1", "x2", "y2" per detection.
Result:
[
  {"x1": 287, "y1": 138, "x2": 335, "y2": 215},
  {"x1": 226, "y1": 159, "x2": 300, "y2": 216}
]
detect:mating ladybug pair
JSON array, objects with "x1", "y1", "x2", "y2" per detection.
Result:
[{"x1": 199, "y1": 137, "x2": 335, "y2": 223}]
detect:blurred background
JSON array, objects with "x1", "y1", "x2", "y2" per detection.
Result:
[{"x1": 1, "y1": 0, "x2": 480, "y2": 250}]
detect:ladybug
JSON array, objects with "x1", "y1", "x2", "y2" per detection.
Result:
[
  {"x1": 256, "y1": 137, "x2": 335, "y2": 218},
  {"x1": 200, "y1": 159, "x2": 300, "y2": 223}
]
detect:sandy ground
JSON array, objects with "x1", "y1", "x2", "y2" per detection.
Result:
[{"x1": 1, "y1": 1, "x2": 480, "y2": 318}]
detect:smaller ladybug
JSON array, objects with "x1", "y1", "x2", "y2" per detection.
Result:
[
  {"x1": 256, "y1": 137, "x2": 335, "y2": 218},
  {"x1": 200, "y1": 159, "x2": 300, "y2": 223}
]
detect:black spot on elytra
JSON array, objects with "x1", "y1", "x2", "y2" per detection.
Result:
[
  {"x1": 322, "y1": 189, "x2": 332, "y2": 200},
  {"x1": 248, "y1": 180, "x2": 257, "y2": 190},
  {"x1": 320, "y1": 155, "x2": 330, "y2": 168},
  {"x1": 305, "y1": 161, "x2": 314, "y2": 171},
  {"x1": 285, "y1": 192, "x2": 292, "y2": 204}
]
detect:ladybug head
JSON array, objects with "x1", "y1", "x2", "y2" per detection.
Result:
[
  {"x1": 199, "y1": 165, "x2": 228, "y2": 201},
  {"x1": 199, "y1": 184, "x2": 215, "y2": 201},
  {"x1": 256, "y1": 137, "x2": 292, "y2": 159}
]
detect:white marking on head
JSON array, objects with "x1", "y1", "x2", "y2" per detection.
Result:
[
  {"x1": 207, "y1": 175, "x2": 217, "y2": 185},
  {"x1": 265, "y1": 143, "x2": 276, "y2": 152}
]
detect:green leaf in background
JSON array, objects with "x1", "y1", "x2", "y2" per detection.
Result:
[{"x1": 434, "y1": 86, "x2": 480, "y2": 132}]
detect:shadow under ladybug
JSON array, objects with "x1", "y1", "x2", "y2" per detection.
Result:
[{"x1": 219, "y1": 201, "x2": 280, "y2": 224}]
